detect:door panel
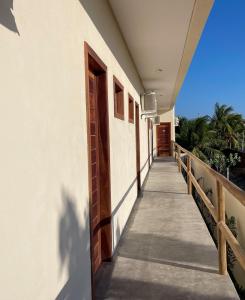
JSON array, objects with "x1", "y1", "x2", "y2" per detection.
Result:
[
  {"x1": 157, "y1": 122, "x2": 171, "y2": 156},
  {"x1": 89, "y1": 71, "x2": 101, "y2": 273}
]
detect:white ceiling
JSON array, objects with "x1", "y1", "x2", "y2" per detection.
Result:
[{"x1": 109, "y1": 0, "x2": 213, "y2": 112}]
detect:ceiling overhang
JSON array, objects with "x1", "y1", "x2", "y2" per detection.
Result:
[{"x1": 109, "y1": 0, "x2": 214, "y2": 113}]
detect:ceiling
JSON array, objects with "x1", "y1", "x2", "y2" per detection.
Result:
[{"x1": 109, "y1": 0, "x2": 213, "y2": 113}]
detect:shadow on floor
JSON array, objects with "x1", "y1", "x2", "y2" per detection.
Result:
[
  {"x1": 0, "y1": 0, "x2": 19, "y2": 34},
  {"x1": 143, "y1": 190, "x2": 187, "y2": 195},
  {"x1": 118, "y1": 232, "x2": 218, "y2": 273},
  {"x1": 97, "y1": 277, "x2": 234, "y2": 300}
]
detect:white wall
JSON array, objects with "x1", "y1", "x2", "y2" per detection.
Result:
[{"x1": 0, "y1": 1, "x2": 150, "y2": 299}]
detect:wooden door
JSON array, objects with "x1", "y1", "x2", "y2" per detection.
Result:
[
  {"x1": 85, "y1": 43, "x2": 112, "y2": 286},
  {"x1": 157, "y1": 122, "x2": 171, "y2": 156},
  {"x1": 135, "y1": 103, "x2": 141, "y2": 192},
  {"x1": 89, "y1": 71, "x2": 102, "y2": 273}
]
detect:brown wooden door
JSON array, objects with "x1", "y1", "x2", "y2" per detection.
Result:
[
  {"x1": 157, "y1": 122, "x2": 171, "y2": 156},
  {"x1": 85, "y1": 43, "x2": 112, "y2": 285},
  {"x1": 135, "y1": 103, "x2": 141, "y2": 192},
  {"x1": 89, "y1": 71, "x2": 102, "y2": 273}
]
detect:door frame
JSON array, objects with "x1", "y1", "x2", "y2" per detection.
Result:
[
  {"x1": 84, "y1": 42, "x2": 112, "y2": 295},
  {"x1": 151, "y1": 120, "x2": 154, "y2": 161},
  {"x1": 135, "y1": 102, "x2": 141, "y2": 192},
  {"x1": 147, "y1": 118, "x2": 151, "y2": 168},
  {"x1": 156, "y1": 122, "x2": 171, "y2": 157}
]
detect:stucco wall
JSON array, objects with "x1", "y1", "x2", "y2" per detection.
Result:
[{"x1": 0, "y1": 1, "x2": 150, "y2": 299}]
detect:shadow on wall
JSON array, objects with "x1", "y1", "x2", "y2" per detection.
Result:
[
  {"x1": 95, "y1": 221, "x2": 121, "y2": 298},
  {"x1": 78, "y1": 0, "x2": 143, "y2": 94},
  {"x1": 0, "y1": 0, "x2": 19, "y2": 34},
  {"x1": 55, "y1": 188, "x2": 91, "y2": 300}
]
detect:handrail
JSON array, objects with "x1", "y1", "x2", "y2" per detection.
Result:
[
  {"x1": 175, "y1": 143, "x2": 245, "y2": 206},
  {"x1": 219, "y1": 222, "x2": 245, "y2": 271},
  {"x1": 190, "y1": 172, "x2": 217, "y2": 223},
  {"x1": 172, "y1": 141, "x2": 245, "y2": 275}
]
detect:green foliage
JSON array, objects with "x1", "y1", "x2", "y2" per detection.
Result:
[
  {"x1": 208, "y1": 152, "x2": 241, "y2": 175},
  {"x1": 210, "y1": 103, "x2": 244, "y2": 150},
  {"x1": 176, "y1": 102, "x2": 244, "y2": 172}
]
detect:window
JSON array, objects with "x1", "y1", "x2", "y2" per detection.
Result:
[
  {"x1": 128, "y1": 94, "x2": 134, "y2": 123},
  {"x1": 113, "y1": 76, "x2": 124, "y2": 120}
]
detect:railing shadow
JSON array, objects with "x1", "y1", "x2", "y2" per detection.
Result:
[
  {"x1": 0, "y1": 0, "x2": 19, "y2": 34},
  {"x1": 118, "y1": 232, "x2": 219, "y2": 273}
]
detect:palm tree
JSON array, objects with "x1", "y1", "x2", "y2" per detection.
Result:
[
  {"x1": 176, "y1": 116, "x2": 220, "y2": 162},
  {"x1": 176, "y1": 103, "x2": 243, "y2": 177},
  {"x1": 210, "y1": 103, "x2": 244, "y2": 149}
]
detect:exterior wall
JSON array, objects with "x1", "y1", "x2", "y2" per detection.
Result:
[
  {"x1": 159, "y1": 108, "x2": 176, "y2": 141},
  {"x1": 191, "y1": 160, "x2": 245, "y2": 288},
  {"x1": 0, "y1": 1, "x2": 150, "y2": 300}
]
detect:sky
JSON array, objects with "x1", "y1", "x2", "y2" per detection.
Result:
[{"x1": 176, "y1": 0, "x2": 245, "y2": 119}]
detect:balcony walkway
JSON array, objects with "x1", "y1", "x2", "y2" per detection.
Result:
[{"x1": 95, "y1": 157, "x2": 239, "y2": 299}]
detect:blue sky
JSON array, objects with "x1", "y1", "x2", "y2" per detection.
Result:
[{"x1": 176, "y1": 0, "x2": 245, "y2": 119}]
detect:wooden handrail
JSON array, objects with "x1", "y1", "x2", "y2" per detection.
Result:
[
  {"x1": 190, "y1": 173, "x2": 217, "y2": 223},
  {"x1": 219, "y1": 222, "x2": 245, "y2": 271},
  {"x1": 172, "y1": 141, "x2": 245, "y2": 275},
  {"x1": 174, "y1": 142, "x2": 245, "y2": 206},
  {"x1": 180, "y1": 159, "x2": 187, "y2": 172}
]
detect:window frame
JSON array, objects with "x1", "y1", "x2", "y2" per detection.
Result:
[
  {"x1": 113, "y1": 76, "x2": 124, "y2": 120},
  {"x1": 128, "y1": 93, "x2": 134, "y2": 124}
]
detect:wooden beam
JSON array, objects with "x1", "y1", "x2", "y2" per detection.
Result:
[
  {"x1": 187, "y1": 156, "x2": 192, "y2": 195},
  {"x1": 190, "y1": 173, "x2": 217, "y2": 223},
  {"x1": 177, "y1": 146, "x2": 181, "y2": 173},
  {"x1": 174, "y1": 142, "x2": 245, "y2": 207},
  {"x1": 217, "y1": 180, "x2": 227, "y2": 275},
  {"x1": 219, "y1": 222, "x2": 245, "y2": 271}
]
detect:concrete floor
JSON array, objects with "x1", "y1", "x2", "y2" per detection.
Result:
[{"x1": 95, "y1": 157, "x2": 239, "y2": 300}]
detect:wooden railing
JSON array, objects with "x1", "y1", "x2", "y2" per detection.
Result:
[{"x1": 172, "y1": 141, "x2": 245, "y2": 275}]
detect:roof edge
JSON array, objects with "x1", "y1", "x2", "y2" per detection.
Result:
[{"x1": 169, "y1": 0, "x2": 214, "y2": 110}]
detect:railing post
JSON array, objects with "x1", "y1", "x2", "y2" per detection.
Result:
[
  {"x1": 177, "y1": 146, "x2": 181, "y2": 173},
  {"x1": 217, "y1": 180, "x2": 227, "y2": 275},
  {"x1": 174, "y1": 143, "x2": 177, "y2": 160},
  {"x1": 187, "y1": 155, "x2": 192, "y2": 195}
]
